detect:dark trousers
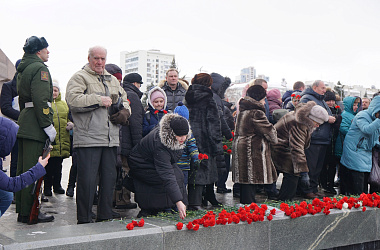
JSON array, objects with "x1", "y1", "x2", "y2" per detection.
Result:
[
  {"x1": 10, "y1": 138, "x2": 18, "y2": 177},
  {"x1": 278, "y1": 173, "x2": 299, "y2": 201},
  {"x1": 217, "y1": 154, "x2": 230, "y2": 189},
  {"x1": 16, "y1": 139, "x2": 44, "y2": 216},
  {"x1": 340, "y1": 164, "x2": 369, "y2": 195},
  {"x1": 303, "y1": 144, "x2": 328, "y2": 193},
  {"x1": 320, "y1": 149, "x2": 337, "y2": 189},
  {"x1": 67, "y1": 149, "x2": 77, "y2": 188},
  {"x1": 240, "y1": 184, "x2": 256, "y2": 204},
  {"x1": 76, "y1": 147, "x2": 117, "y2": 223},
  {"x1": 44, "y1": 157, "x2": 64, "y2": 190}
]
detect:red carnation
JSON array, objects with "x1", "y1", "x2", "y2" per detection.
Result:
[
  {"x1": 290, "y1": 212, "x2": 297, "y2": 219},
  {"x1": 231, "y1": 131, "x2": 235, "y2": 137},
  {"x1": 132, "y1": 220, "x2": 138, "y2": 226},
  {"x1": 154, "y1": 110, "x2": 159, "y2": 114},
  {"x1": 296, "y1": 95, "x2": 301, "y2": 98},
  {"x1": 223, "y1": 145, "x2": 228, "y2": 150},
  {"x1": 126, "y1": 223, "x2": 134, "y2": 230},
  {"x1": 198, "y1": 154, "x2": 204, "y2": 160},
  {"x1": 163, "y1": 110, "x2": 168, "y2": 114},
  {"x1": 193, "y1": 224, "x2": 200, "y2": 231},
  {"x1": 176, "y1": 222, "x2": 183, "y2": 230},
  {"x1": 229, "y1": 138, "x2": 233, "y2": 141},
  {"x1": 335, "y1": 105, "x2": 340, "y2": 109},
  {"x1": 267, "y1": 214, "x2": 273, "y2": 221},
  {"x1": 227, "y1": 149, "x2": 232, "y2": 154},
  {"x1": 203, "y1": 154, "x2": 209, "y2": 159},
  {"x1": 291, "y1": 94, "x2": 295, "y2": 97},
  {"x1": 186, "y1": 222, "x2": 193, "y2": 230},
  {"x1": 138, "y1": 218, "x2": 145, "y2": 227},
  {"x1": 270, "y1": 209, "x2": 276, "y2": 215},
  {"x1": 362, "y1": 207, "x2": 366, "y2": 212}
]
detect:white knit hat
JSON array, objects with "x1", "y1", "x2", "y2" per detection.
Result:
[
  {"x1": 52, "y1": 79, "x2": 60, "y2": 91},
  {"x1": 309, "y1": 105, "x2": 329, "y2": 124}
]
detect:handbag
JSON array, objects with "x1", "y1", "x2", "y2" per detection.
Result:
[{"x1": 368, "y1": 150, "x2": 380, "y2": 186}]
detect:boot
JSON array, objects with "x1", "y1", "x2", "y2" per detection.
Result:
[
  {"x1": 66, "y1": 185, "x2": 75, "y2": 197},
  {"x1": 36, "y1": 212, "x2": 54, "y2": 223}
]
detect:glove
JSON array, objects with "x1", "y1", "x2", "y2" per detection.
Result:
[
  {"x1": 44, "y1": 124, "x2": 57, "y2": 142},
  {"x1": 110, "y1": 108, "x2": 130, "y2": 125},
  {"x1": 300, "y1": 172, "x2": 310, "y2": 188},
  {"x1": 66, "y1": 122, "x2": 74, "y2": 131}
]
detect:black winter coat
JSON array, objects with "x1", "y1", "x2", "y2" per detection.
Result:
[
  {"x1": 128, "y1": 114, "x2": 189, "y2": 210},
  {"x1": 185, "y1": 84, "x2": 224, "y2": 185},
  {"x1": 120, "y1": 83, "x2": 144, "y2": 157},
  {"x1": 0, "y1": 74, "x2": 20, "y2": 121},
  {"x1": 300, "y1": 87, "x2": 332, "y2": 144}
]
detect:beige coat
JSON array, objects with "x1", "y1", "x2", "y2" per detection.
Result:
[{"x1": 66, "y1": 64, "x2": 130, "y2": 148}]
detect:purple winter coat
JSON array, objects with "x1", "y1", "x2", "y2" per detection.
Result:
[{"x1": 0, "y1": 117, "x2": 46, "y2": 192}]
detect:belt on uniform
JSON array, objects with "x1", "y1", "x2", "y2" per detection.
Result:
[{"x1": 25, "y1": 102, "x2": 52, "y2": 108}]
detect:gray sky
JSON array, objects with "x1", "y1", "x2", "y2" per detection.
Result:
[{"x1": 1, "y1": 0, "x2": 380, "y2": 93}]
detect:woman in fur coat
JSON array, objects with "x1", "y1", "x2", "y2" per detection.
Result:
[
  {"x1": 232, "y1": 85, "x2": 278, "y2": 204},
  {"x1": 271, "y1": 101, "x2": 329, "y2": 201},
  {"x1": 185, "y1": 73, "x2": 226, "y2": 210},
  {"x1": 128, "y1": 114, "x2": 190, "y2": 219}
]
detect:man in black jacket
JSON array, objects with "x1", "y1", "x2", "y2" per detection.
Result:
[
  {"x1": 158, "y1": 68, "x2": 188, "y2": 111},
  {"x1": 0, "y1": 59, "x2": 21, "y2": 176}
]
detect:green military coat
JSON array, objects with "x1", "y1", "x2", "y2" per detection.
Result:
[{"x1": 17, "y1": 53, "x2": 53, "y2": 142}]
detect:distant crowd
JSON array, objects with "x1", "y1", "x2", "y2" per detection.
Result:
[{"x1": 1, "y1": 36, "x2": 380, "y2": 224}]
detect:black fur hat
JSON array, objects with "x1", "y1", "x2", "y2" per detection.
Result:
[
  {"x1": 23, "y1": 36, "x2": 49, "y2": 54},
  {"x1": 247, "y1": 85, "x2": 267, "y2": 101}
]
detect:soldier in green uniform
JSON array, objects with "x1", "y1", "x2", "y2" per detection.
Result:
[{"x1": 16, "y1": 36, "x2": 56, "y2": 223}]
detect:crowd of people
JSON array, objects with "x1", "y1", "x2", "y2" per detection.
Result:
[{"x1": 1, "y1": 35, "x2": 380, "y2": 224}]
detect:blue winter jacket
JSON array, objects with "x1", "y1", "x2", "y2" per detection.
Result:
[
  {"x1": 300, "y1": 87, "x2": 332, "y2": 144},
  {"x1": 0, "y1": 117, "x2": 46, "y2": 192},
  {"x1": 335, "y1": 96, "x2": 361, "y2": 157},
  {"x1": 340, "y1": 96, "x2": 380, "y2": 172}
]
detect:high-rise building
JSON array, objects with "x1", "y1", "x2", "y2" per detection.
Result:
[
  {"x1": 120, "y1": 50, "x2": 175, "y2": 86},
  {"x1": 240, "y1": 66, "x2": 256, "y2": 83}
]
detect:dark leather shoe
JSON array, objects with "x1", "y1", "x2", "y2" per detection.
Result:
[
  {"x1": 44, "y1": 189, "x2": 52, "y2": 196},
  {"x1": 217, "y1": 188, "x2": 232, "y2": 194},
  {"x1": 41, "y1": 195, "x2": 49, "y2": 202},
  {"x1": 188, "y1": 205, "x2": 204, "y2": 211},
  {"x1": 112, "y1": 211, "x2": 121, "y2": 219},
  {"x1": 304, "y1": 193, "x2": 318, "y2": 199},
  {"x1": 54, "y1": 187, "x2": 65, "y2": 194},
  {"x1": 37, "y1": 212, "x2": 54, "y2": 223},
  {"x1": 66, "y1": 186, "x2": 74, "y2": 197},
  {"x1": 114, "y1": 203, "x2": 138, "y2": 209},
  {"x1": 314, "y1": 192, "x2": 325, "y2": 198}
]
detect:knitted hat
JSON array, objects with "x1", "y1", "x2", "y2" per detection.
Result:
[
  {"x1": 170, "y1": 116, "x2": 189, "y2": 136},
  {"x1": 150, "y1": 89, "x2": 165, "y2": 102},
  {"x1": 309, "y1": 105, "x2": 329, "y2": 124},
  {"x1": 123, "y1": 73, "x2": 143, "y2": 84},
  {"x1": 52, "y1": 79, "x2": 60, "y2": 91},
  {"x1": 246, "y1": 85, "x2": 267, "y2": 101},
  {"x1": 23, "y1": 36, "x2": 48, "y2": 54},
  {"x1": 105, "y1": 64, "x2": 122, "y2": 81},
  {"x1": 173, "y1": 102, "x2": 189, "y2": 120},
  {"x1": 267, "y1": 88, "x2": 281, "y2": 99},
  {"x1": 324, "y1": 91, "x2": 336, "y2": 102}
]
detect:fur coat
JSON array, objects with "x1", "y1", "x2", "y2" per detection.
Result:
[
  {"x1": 185, "y1": 84, "x2": 224, "y2": 185},
  {"x1": 271, "y1": 101, "x2": 317, "y2": 175},
  {"x1": 128, "y1": 113, "x2": 190, "y2": 210},
  {"x1": 231, "y1": 96, "x2": 278, "y2": 185}
]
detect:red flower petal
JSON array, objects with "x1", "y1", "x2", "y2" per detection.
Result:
[
  {"x1": 138, "y1": 218, "x2": 145, "y2": 227},
  {"x1": 198, "y1": 154, "x2": 204, "y2": 160},
  {"x1": 126, "y1": 223, "x2": 134, "y2": 230},
  {"x1": 362, "y1": 207, "x2": 366, "y2": 212},
  {"x1": 223, "y1": 145, "x2": 228, "y2": 150},
  {"x1": 203, "y1": 154, "x2": 209, "y2": 159},
  {"x1": 163, "y1": 110, "x2": 168, "y2": 114},
  {"x1": 227, "y1": 149, "x2": 232, "y2": 154},
  {"x1": 193, "y1": 224, "x2": 200, "y2": 231},
  {"x1": 154, "y1": 110, "x2": 159, "y2": 114},
  {"x1": 176, "y1": 222, "x2": 183, "y2": 230},
  {"x1": 267, "y1": 214, "x2": 273, "y2": 221}
]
